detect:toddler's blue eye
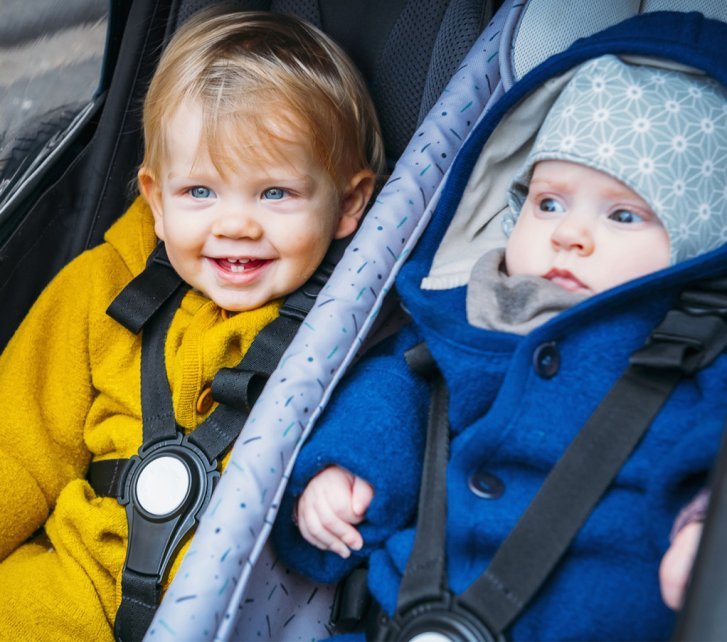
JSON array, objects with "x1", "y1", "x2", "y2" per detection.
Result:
[
  {"x1": 609, "y1": 209, "x2": 644, "y2": 224},
  {"x1": 189, "y1": 186, "x2": 213, "y2": 199},
  {"x1": 539, "y1": 197, "x2": 564, "y2": 213},
  {"x1": 263, "y1": 187, "x2": 286, "y2": 200}
]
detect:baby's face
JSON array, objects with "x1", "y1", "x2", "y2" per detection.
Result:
[
  {"x1": 505, "y1": 160, "x2": 670, "y2": 295},
  {"x1": 141, "y1": 100, "x2": 353, "y2": 312}
]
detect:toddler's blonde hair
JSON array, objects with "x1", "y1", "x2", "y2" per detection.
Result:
[{"x1": 141, "y1": 9, "x2": 386, "y2": 190}]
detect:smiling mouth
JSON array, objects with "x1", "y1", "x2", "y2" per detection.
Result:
[
  {"x1": 544, "y1": 268, "x2": 590, "y2": 293},
  {"x1": 213, "y1": 257, "x2": 270, "y2": 273}
]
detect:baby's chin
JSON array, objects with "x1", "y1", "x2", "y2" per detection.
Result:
[{"x1": 204, "y1": 290, "x2": 278, "y2": 313}]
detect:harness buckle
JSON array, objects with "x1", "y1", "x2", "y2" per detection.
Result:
[
  {"x1": 119, "y1": 433, "x2": 219, "y2": 582},
  {"x1": 330, "y1": 567, "x2": 372, "y2": 632},
  {"x1": 630, "y1": 305, "x2": 727, "y2": 376},
  {"x1": 368, "y1": 593, "x2": 506, "y2": 642}
]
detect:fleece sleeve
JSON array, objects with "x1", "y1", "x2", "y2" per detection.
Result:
[
  {"x1": 273, "y1": 324, "x2": 430, "y2": 583},
  {"x1": 0, "y1": 248, "x2": 105, "y2": 562}
]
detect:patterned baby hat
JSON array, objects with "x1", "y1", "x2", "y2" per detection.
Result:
[{"x1": 506, "y1": 54, "x2": 727, "y2": 265}]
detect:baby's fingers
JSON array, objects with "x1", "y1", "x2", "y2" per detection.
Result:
[
  {"x1": 298, "y1": 513, "x2": 350, "y2": 558},
  {"x1": 297, "y1": 500, "x2": 362, "y2": 558},
  {"x1": 351, "y1": 476, "x2": 374, "y2": 520}
]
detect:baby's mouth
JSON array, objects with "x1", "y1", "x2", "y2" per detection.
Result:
[
  {"x1": 215, "y1": 257, "x2": 269, "y2": 273},
  {"x1": 544, "y1": 268, "x2": 590, "y2": 293}
]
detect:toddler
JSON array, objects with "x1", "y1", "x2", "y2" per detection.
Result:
[{"x1": 0, "y1": 9, "x2": 385, "y2": 641}]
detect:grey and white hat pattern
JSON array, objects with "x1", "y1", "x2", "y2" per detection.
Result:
[{"x1": 506, "y1": 54, "x2": 727, "y2": 265}]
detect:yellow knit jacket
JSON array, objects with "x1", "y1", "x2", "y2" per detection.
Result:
[{"x1": 0, "y1": 197, "x2": 281, "y2": 625}]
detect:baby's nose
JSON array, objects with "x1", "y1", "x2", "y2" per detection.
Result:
[{"x1": 550, "y1": 214, "x2": 594, "y2": 255}]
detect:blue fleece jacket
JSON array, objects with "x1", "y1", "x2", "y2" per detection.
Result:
[{"x1": 274, "y1": 12, "x2": 727, "y2": 641}]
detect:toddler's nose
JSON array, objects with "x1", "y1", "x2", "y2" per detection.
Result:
[{"x1": 212, "y1": 208, "x2": 263, "y2": 239}]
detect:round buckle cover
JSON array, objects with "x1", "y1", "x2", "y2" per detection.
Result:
[
  {"x1": 380, "y1": 597, "x2": 504, "y2": 642},
  {"x1": 135, "y1": 454, "x2": 191, "y2": 516},
  {"x1": 120, "y1": 433, "x2": 219, "y2": 581}
]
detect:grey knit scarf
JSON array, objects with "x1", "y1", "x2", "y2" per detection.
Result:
[{"x1": 466, "y1": 249, "x2": 587, "y2": 334}]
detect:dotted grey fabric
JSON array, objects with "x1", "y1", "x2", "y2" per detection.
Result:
[{"x1": 512, "y1": 0, "x2": 727, "y2": 84}]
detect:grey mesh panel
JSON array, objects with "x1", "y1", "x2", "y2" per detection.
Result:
[
  {"x1": 271, "y1": 0, "x2": 320, "y2": 23},
  {"x1": 644, "y1": 0, "x2": 727, "y2": 18},
  {"x1": 175, "y1": 0, "x2": 271, "y2": 31},
  {"x1": 418, "y1": 0, "x2": 492, "y2": 123},
  {"x1": 372, "y1": 0, "x2": 452, "y2": 162},
  {"x1": 512, "y1": 0, "x2": 727, "y2": 83}
]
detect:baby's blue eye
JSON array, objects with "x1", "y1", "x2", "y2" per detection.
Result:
[
  {"x1": 538, "y1": 197, "x2": 564, "y2": 213},
  {"x1": 189, "y1": 186, "x2": 213, "y2": 199},
  {"x1": 263, "y1": 187, "x2": 286, "y2": 200},
  {"x1": 609, "y1": 209, "x2": 644, "y2": 224}
]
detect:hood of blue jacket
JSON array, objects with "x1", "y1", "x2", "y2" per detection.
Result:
[{"x1": 397, "y1": 11, "x2": 727, "y2": 340}]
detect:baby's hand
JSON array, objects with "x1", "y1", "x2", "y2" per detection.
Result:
[
  {"x1": 659, "y1": 521, "x2": 704, "y2": 610},
  {"x1": 296, "y1": 465, "x2": 374, "y2": 559}
]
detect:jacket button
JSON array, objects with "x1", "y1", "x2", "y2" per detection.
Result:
[
  {"x1": 196, "y1": 387, "x2": 214, "y2": 414},
  {"x1": 468, "y1": 470, "x2": 505, "y2": 499},
  {"x1": 533, "y1": 341, "x2": 560, "y2": 378}
]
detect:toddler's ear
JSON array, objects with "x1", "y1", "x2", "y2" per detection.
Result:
[
  {"x1": 334, "y1": 170, "x2": 376, "y2": 239},
  {"x1": 138, "y1": 169, "x2": 165, "y2": 241}
]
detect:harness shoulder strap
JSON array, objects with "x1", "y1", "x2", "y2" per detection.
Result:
[
  {"x1": 106, "y1": 243, "x2": 184, "y2": 334},
  {"x1": 397, "y1": 343, "x2": 450, "y2": 606}
]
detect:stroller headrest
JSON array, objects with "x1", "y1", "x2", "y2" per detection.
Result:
[{"x1": 502, "y1": 0, "x2": 727, "y2": 89}]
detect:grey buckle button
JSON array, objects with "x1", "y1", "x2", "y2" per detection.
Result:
[{"x1": 135, "y1": 455, "x2": 191, "y2": 516}]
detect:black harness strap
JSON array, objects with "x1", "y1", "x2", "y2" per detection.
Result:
[
  {"x1": 140, "y1": 285, "x2": 190, "y2": 445},
  {"x1": 458, "y1": 365, "x2": 682, "y2": 634},
  {"x1": 106, "y1": 243, "x2": 184, "y2": 334},
  {"x1": 87, "y1": 458, "x2": 127, "y2": 499},
  {"x1": 115, "y1": 283, "x2": 202, "y2": 642},
  {"x1": 398, "y1": 344, "x2": 450, "y2": 606},
  {"x1": 91, "y1": 239, "x2": 343, "y2": 494},
  {"x1": 210, "y1": 262, "x2": 335, "y2": 413},
  {"x1": 369, "y1": 277, "x2": 727, "y2": 641},
  {"x1": 89, "y1": 238, "x2": 345, "y2": 640},
  {"x1": 116, "y1": 571, "x2": 161, "y2": 642}
]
